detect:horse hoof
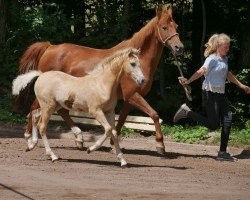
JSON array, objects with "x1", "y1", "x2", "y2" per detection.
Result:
[
  {"x1": 156, "y1": 147, "x2": 165, "y2": 155},
  {"x1": 121, "y1": 164, "x2": 128, "y2": 168},
  {"x1": 109, "y1": 147, "x2": 115, "y2": 154},
  {"x1": 25, "y1": 147, "x2": 30, "y2": 152},
  {"x1": 87, "y1": 148, "x2": 91, "y2": 154},
  {"x1": 52, "y1": 157, "x2": 60, "y2": 162},
  {"x1": 75, "y1": 141, "x2": 84, "y2": 150}
]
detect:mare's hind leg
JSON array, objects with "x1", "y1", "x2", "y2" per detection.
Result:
[
  {"x1": 57, "y1": 108, "x2": 84, "y2": 150},
  {"x1": 87, "y1": 109, "x2": 112, "y2": 153},
  {"x1": 38, "y1": 103, "x2": 59, "y2": 161},
  {"x1": 26, "y1": 108, "x2": 41, "y2": 151}
]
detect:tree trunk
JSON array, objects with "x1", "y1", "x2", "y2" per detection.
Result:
[
  {"x1": 238, "y1": 11, "x2": 250, "y2": 68},
  {"x1": 191, "y1": 0, "x2": 203, "y2": 70},
  {"x1": 73, "y1": 0, "x2": 86, "y2": 39},
  {"x1": 122, "y1": 0, "x2": 130, "y2": 38},
  {"x1": 0, "y1": 0, "x2": 7, "y2": 44}
]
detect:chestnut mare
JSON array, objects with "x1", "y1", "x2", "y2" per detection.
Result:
[
  {"x1": 14, "y1": 5, "x2": 183, "y2": 155},
  {"x1": 13, "y1": 48, "x2": 143, "y2": 167}
]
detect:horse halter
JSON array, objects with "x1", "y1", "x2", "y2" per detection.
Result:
[{"x1": 157, "y1": 26, "x2": 179, "y2": 45}]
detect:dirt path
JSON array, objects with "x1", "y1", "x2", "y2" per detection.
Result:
[{"x1": 0, "y1": 123, "x2": 249, "y2": 200}]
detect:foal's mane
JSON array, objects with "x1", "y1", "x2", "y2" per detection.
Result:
[{"x1": 88, "y1": 47, "x2": 138, "y2": 75}]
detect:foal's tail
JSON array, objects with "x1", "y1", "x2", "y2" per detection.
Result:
[
  {"x1": 13, "y1": 41, "x2": 50, "y2": 115},
  {"x1": 12, "y1": 71, "x2": 42, "y2": 115}
]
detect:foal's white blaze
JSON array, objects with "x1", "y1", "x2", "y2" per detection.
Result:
[{"x1": 128, "y1": 54, "x2": 145, "y2": 86}]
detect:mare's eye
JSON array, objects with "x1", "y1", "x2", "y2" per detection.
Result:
[
  {"x1": 130, "y1": 62, "x2": 136, "y2": 67},
  {"x1": 162, "y1": 26, "x2": 168, "y2": 31}
]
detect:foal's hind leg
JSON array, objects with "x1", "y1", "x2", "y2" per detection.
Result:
[
  {"x1": 26, "y1": 108, "x2": 41, "y2": 151},
  {"x1": 38, "y1": 104, "x2": 59, "y2": 161},
  {"x1": 57, "y1": 108, "x2": 84, "y2": 150},
  {"x1": 24, "y1": 99, "x2": 40, "y2": 141}
]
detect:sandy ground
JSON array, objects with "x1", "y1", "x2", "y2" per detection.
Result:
[{"x1": 0, "y1": 122, "x2": 249, "y2": 200}]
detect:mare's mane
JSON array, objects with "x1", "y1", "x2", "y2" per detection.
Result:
[{"x1": 115, "y1": 18, "x2": 157, "y2": 50}]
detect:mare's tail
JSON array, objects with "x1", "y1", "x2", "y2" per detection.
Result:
[
  {"x1": 12, "y1": 71, "x2": 42, "y2": 115},
  {"x1": 13, "y1": 42, "x2": 51, "y2": 115}
]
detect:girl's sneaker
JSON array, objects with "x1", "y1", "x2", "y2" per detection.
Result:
[
  {"x1": 216, "y1": 152, "x2": 237, "y2": 162},
  {"x1": 173, "y1": 103, "x2": 191, "y2": 123}
]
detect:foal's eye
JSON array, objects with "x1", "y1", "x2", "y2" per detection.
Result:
[
  {"x1": 162, "y1": 26, "x2": 168, "y2": 31},
  {"x1": 130, "y1": 62, "x2": 136, "y2": 67}
]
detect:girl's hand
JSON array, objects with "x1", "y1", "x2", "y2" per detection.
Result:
[
  {"x1": 178, "y1": 77, "x2": 190, "y2": 85},
  {"x1": 242, "y1": 85, "x2": 250, "y2": 94}
]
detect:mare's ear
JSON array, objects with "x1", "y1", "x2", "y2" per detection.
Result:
[
  {"x1": 168, "y1": 4, "x2": 173, "y2": 16},
  {"x1": 156, "y1": 5, "x2": 163, "y2": 19}
]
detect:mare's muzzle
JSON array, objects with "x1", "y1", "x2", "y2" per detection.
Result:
[{"x1": 171, "y1": 43, "x2": 184, "y2": 56}]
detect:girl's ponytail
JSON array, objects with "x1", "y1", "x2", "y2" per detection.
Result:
[{"x1": 204, "y1": 34, "x2": 219, "y2": 58}]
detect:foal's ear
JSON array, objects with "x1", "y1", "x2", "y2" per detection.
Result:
[{"x1": 129, "y1": 48, "x2": 140, "y2": 57}]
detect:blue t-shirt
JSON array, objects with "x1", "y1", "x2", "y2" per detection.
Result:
[{"x1": 202, "y1": 53, "x2": 228, "y2": 93}]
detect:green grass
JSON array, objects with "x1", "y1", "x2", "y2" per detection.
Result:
[
  {"x1": 161, "y1": 124, "x2": 209, "y2": 144},
  {"x1": 161, "y1": 123, "x2": 250, "y2": 147},
  {"x1": 211, "y1": 126, "x2": 250, "y2": 147}
]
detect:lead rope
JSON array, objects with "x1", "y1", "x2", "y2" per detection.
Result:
[
  {"x1": 157, "y1": 26, "x2": 192, "y2": 101},
  {"x1": 172, "y1": 55, "x2": 192, "y2": 101}
]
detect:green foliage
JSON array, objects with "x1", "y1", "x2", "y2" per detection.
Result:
[
  {"x1": 161, "y1": 124, "x2": 209, "y2": 144},
  {"x1": 211, "y1": 124, "x2": 250, "y2": 147},
  {"x1": 0, "y1": 94, "x2": 26, "y2": 124},
  {"x1": 229, "y1": 127, "x2": 250, "y2": 147},
  {"x1": 162, "y1": 123, "x2": 250, "y2": 146},
  {"x1": 120, "y1": 126, "x2": 137, "y2": 137}
]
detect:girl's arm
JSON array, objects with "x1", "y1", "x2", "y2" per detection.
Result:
[
  {"x1": 227, "y1": 71, "x2": 250, "y2": 94},
  {"x1": 179, "y1": 66, "x2": 207, "y2": 85}
]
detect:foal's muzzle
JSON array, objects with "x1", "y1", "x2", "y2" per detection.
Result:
[{"x1": 136, "y1": 75, "x2": 145, "y2": 86}]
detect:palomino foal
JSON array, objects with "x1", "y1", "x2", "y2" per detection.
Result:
[{"x1": 12, "y1": 48, "x2": 144, "y2": 167}]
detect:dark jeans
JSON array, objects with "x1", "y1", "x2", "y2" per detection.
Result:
[{"x1": 187, "y1": 90, "x2": 232, "y2": 152}]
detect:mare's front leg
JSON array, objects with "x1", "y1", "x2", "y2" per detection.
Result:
[
  {"x1": 57, "y1": 108, "x2": 84, "y2": 150},
  {"x1": 117, "y1": 92, "x2": 165, "y2": 155}
]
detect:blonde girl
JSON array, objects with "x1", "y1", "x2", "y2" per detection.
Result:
[{"x1": 173, "y1": 33, "x2": 250, "y2": 161}]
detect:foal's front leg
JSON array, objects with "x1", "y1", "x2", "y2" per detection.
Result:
[
  {"x1": 38, "y1": 106, "x2": 59, "y2": 162},
  {"x1": 57, "y1": 108, "x2": 84, "y2": 150},
  {"x1": 106, "y1": 111, "x2": 127, "y2": 167}
]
